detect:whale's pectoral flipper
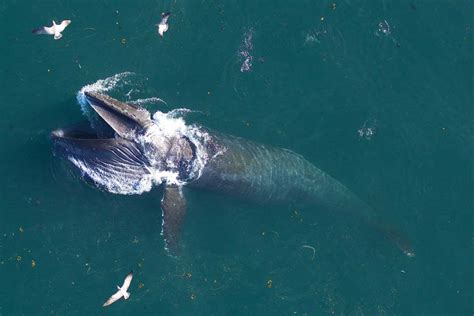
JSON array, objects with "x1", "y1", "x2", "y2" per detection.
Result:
[{"x1": 161, "y1": 185, "x2": 187, "y2": 255}]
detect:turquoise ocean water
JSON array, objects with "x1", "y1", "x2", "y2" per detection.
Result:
[{"x1": 0, "y1": 1, "x2": 472, "y2": 314}]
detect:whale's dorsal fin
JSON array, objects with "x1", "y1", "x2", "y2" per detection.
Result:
[{"x1": 161, "y1": 185, "x2": 187, "y2": 256}]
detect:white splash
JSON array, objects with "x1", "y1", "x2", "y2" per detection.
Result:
[
  {"x1": 76, "y1": 72, "x2": 136, "y2": 117},
  {"x1": 151, "y1": 111, "x2": 188, "y2": 137},
  {"x1": 141, "y1": 110, "x2": 213, "y2": 182}
]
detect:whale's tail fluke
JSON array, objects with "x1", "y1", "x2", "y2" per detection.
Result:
[
  {"x1": 306, "y1": 176, "x2": 415, "y2": 257},
  {"x1": 352, "y1": 203, "x2": 415, "y2": 257},
  {"x1": 370, "y1": 219, "x2": 415, "y2": 257},
  {"x1": 334, "y1": 192, "x2": 415, "y2": 257}
]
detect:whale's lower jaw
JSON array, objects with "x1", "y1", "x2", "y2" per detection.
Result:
[{"x1": 51, "y1": 124, "x2": 153, "y2": 194}]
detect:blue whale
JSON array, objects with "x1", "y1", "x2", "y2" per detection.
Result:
[{"x1": 51, "y1": 92, "x2": 414, "y2": 257}]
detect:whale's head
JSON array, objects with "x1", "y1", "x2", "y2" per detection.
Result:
[{"x1": 51, "y1": 92, "x2": 196, "y2": 194}]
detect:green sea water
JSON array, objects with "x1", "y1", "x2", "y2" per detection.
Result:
[{"x1": 0, "y1": 1, "x2": 472, "y2": 315}]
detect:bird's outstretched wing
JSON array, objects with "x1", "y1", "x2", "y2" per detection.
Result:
[
  {"x1": 32, "y1": 26, "x2": 54, "y2": 35},
  {"x1": 161, "y1": 12, "x2": 171, "y2": 24},
  {"x1": 121, "y1": 272, "x2": 133, "y2": 290},
  {"x1": 57, "y1": 20, "x2": 71, "y2": 33},
  {"x1": 103, "y1": 291, "x2": 123, "y2": 307}
]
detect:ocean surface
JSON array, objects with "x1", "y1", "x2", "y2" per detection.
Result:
[{"x1": 0, "y1": 1, "x2": 472, "y2": 315}]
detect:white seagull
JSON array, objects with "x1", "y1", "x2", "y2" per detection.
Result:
[
  {"x1": 102, "y1": 271, "x2": 133, "y2": 307},
  {"x1": 156, "y1": 12, "x2": 170, "y2": 38},
  {"x1": 32, "y1": 20, "x2": 71, "y2": 40}
]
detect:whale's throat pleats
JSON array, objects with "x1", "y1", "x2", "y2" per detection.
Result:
[{"x1": 57, "y1": 137, "x2": 152, "y2": 194}]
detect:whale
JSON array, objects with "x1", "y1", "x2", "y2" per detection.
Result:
[{"x1": 51, "y1": 91, "x2": 415, "y2": 257}]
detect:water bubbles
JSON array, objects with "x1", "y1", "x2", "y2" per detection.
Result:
[
  {"x1": 375, "y1": 19, "x2": 400, "y2": 47},
  {"x1": 358, "y1": 127, "x2": 375, "y2": 140},
  {"x1": 376, "y1": 20, "x2": 391, "y2": 37},
  {"x1": 240, "y1": 51, "x2": 253, "y2": 72},
  {"x1": 304, "y1": 29, "x2": 327, "y2": 45},
  {"x1": 357, "y1": 119, "x2": 377, "y2": 140},
  {"x1": 304, "y1": 33, "x2": 319, "y2": 45},
  {"x1": 238, "y1": 28, "x2": 254, "y2": 72}
]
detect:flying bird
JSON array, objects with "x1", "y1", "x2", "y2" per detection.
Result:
[
  {"x1": 32, "y1": 20, "x2": 71, "y2": 40},
  {"x1": 102, "y1": 271, "x2": 133, "y2": 307},
  {"x1": 156, "y1": 12, "x2": 170, "y2": 37}
]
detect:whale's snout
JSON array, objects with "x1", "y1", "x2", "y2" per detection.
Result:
[{"x1": 83, "y1": 91, "x2": 152, "y2": 138}]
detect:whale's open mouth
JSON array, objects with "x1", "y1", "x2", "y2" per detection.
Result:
[
  {"x1": 51, "y1": 120, "x2": 111, "y2": 140},
  {"x1": 51, "y1": 91, "x2": 153, "y2": 155},
  {"x1": 51, "y1": 91, "x2": 205, "y2": 194},
  {"x1": 50, "y1": 92, "x2": 155, "y2": 194},
  {"x1": 52, "y1": 91, "x2": 153, "y2": 140}
]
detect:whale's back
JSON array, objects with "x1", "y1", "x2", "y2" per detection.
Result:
[
  {"x1": 191, "y1": 131, "x2": 360, "y2": 209},
  {"x1": 190, "y1": 130, "x2": 414, "y2": 257}
]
